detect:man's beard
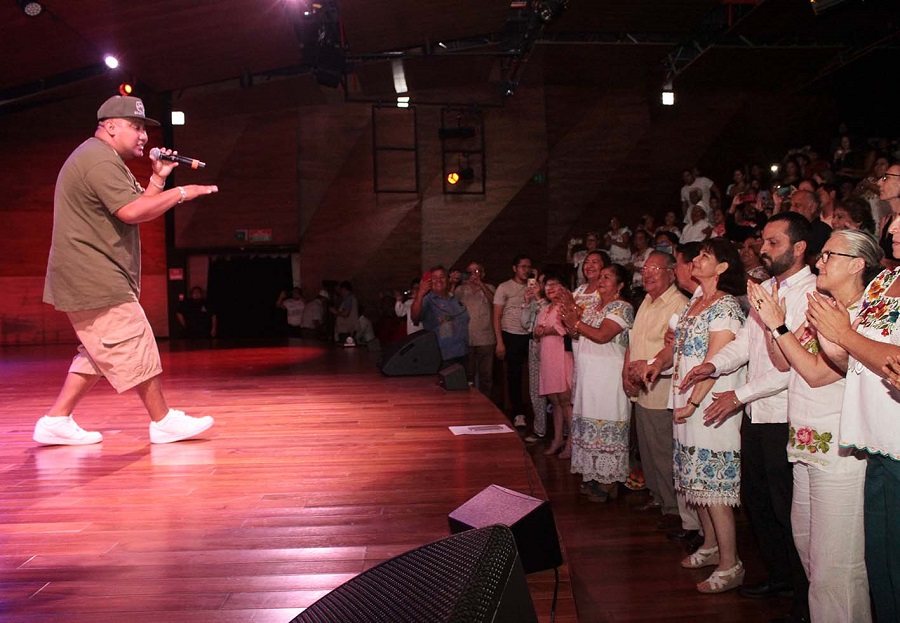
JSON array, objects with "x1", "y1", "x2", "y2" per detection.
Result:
[{"x1": 761, "y1": 248, "x2": 794, "y2": 276}]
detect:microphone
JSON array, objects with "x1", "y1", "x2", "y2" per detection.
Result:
[{"x1": 149, "y1": 147, "x2": 206, "y2": 169}]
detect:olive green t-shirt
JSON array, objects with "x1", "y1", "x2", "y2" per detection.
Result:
[{"x1": 43, "y1": 138, "x2": 144, "y2": 312}]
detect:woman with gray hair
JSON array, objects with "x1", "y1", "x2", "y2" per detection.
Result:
[{"x1": 748, "y1": 228, "x2": 883, "y2": 623}]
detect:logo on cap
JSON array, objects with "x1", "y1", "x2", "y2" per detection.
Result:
[{"x1": 134, "y1": 100, "x2": 146, "y2": 117}]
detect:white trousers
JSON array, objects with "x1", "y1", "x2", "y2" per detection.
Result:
[{"x1": 791, "y1": 457, "x2": 871, "y2": 623}]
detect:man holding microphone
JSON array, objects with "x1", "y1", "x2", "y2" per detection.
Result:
[{"x1": 34, "y1": 95, "x2": 219, "y2": 446}]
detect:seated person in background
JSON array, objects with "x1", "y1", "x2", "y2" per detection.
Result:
[
  {"x1": 832, "y1": 195, "x2": 877, "y2": 235},
  {"x1": 739, "y1": 237, "x2": 770, "y2": 283},
  {"x1": 711, "y1": 207, "x2": 727, "y2": 238},
  {"x1": 724, "y1": 194, "x2": 767, "y2": 244},
  {"x1": 567, "y1": 231, "x2": 601, "y2": 288},
  {"x1": 790, "y1": 189, "x2": 832, "y2": 259},
  {"x1": 640, "y1": 214, "x2": 657, "y2": 236},
  {"x1": 353, "y1": 305, "x2": 378, "y2": 350},
  {"x1": 681, "y1": 167, "x2": 721, "y2": 223},
  {"x1": 658, "y1": 210, "x2": 682, "y2": 238},
  {"x1": 604, "y1": 215, "x2": 632, "y2": 265},
  {"x1": 276, "y1": 287, "x2": 305, "y2": 337},
  {"x1": 628, "y1": 228, "x2": 654, "y2": 303},
  {"x1": 679, "y1": 201, "x2": 713, "y2": 244},
  {"x1": 654, "y1": 230, "x2": 680, "y2": 256},
  {"x1": 176, "y1": 286, "x2": 217, "y2": 338}
]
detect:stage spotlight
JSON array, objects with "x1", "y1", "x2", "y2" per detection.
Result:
[
  {"x1": 105, "y1": 55, "x2": 120, "y2": 69},
  {"x1": 535, "y1": 0, "x2": 567, "y2": 24},
  {"x1": 447, "y1": 157, "x2": 475, "y2": 186},
  {"x1": 118, "y1": 83, "x2": 133, "y2": 96},
  {"x1": 19, "y1": 1, "x2": 43, "y2": 17},
  {"x1": 661, "y1": 82, "x2": 674, "y2": 106}
]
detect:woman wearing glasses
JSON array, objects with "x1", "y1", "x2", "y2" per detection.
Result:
[
  {"x1": 797, "y1": 164, "x2": 900, "y2": 622},
  {"x1": 750, "y1": 229, "x2": 883, "y2": 623}
]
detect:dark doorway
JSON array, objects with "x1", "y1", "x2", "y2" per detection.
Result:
[{"x1": 207, "y1": 255, "x2": 293, "y2": 338}]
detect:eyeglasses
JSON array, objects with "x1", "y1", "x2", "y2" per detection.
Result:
[
  {"x1": 879, "y1": 173, "x2": 900, "y2": 182},
  {"x1": 641, "y1": 265, "x2": 672, "y2": 273},
  {"x1": 816, "y1": 250, "x2": 858, "y2": 263}
]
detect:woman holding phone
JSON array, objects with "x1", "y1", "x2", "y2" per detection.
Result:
[{"x1": 534, "y1": 271, "x2": 574, "y2": 456}]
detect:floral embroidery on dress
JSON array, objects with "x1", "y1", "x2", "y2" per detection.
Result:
[
  {"x1": 571, "y1": 418, "x2": 629, "y2": 483},
  {"x1": 674, "y1": 296, "x2": 744, "y2": 360},
  {"x1": 573, "y1": 285, "x2": 601, "y2": 313},
  {"x1": 858, "y1": 268, "x2": 900, "y2": 337},
  {"x1": 797, "y1": 324, "x2": 820, "y2": 355},
  {"x1": 580, "y1": 299, "x2": 634, "y2": 349},
  {"x1": 789, "y1": 426, "x2": 832, "y2": 454},
  {"x1": 673, "y1": 439, "x2": 741, "y2": 506},
  {"x1": 672, "y1": 296, "x2": 744, "y2": 386}
]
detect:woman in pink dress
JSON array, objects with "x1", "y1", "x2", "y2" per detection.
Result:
[{"x1": 534, "y1": 272, "x2": 575, "y2": 456}]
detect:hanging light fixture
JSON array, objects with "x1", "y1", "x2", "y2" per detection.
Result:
[
  {"x1": 661, "y1": 81, "x2": 675, "y2": 106},
  {"x1": 535, "y1": 0, "x2": 568, "y2": 24},
  {"x1": 19, "y1": 1, "x2": 43, "y2": 17}
]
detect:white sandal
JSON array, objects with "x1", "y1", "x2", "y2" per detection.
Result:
[
  {"x1": 697, "y1": 561, "x2": 744, "y2": 594},
  {"x1": 680, "y1": 545, "x2": 719, "y2": 569}
]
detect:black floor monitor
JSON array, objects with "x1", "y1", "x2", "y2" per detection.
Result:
[{"x1": 289, "y1": 524, "x2": 537, "y2": 623}]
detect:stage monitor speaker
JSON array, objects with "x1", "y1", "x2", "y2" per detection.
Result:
[
  {"x1": 378, "y1": 330, "x2": 442, "y2": 376},
  {"x1": 289, "y1": 524, "x2": 537, "y2": 623},
  {"x1": 448, "y1": 485, "x2": 563, "y2": 574},
  {"x1": 438, "y1": 363, "x2": 469, "y2": 391}
]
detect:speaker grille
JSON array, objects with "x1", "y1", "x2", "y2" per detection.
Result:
[{"x1": 291, "y1": 525, "x2": 523, "y2": 623}]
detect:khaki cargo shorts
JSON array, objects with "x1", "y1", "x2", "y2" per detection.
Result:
[{"x1": 67, "y1": 301, "x2": 163, "y2": 393}]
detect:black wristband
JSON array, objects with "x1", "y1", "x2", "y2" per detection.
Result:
[{"x1": 771, "y1": 324, "x2": 790, "y2": 339}]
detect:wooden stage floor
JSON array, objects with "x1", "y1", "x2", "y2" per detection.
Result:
[{"x1": 0, "y1": 340, "x2": 792, "y2": 622}]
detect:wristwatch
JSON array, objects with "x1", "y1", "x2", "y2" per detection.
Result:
[{"x1": 771, "y1": 324, "x2": 790, "y2": 339}]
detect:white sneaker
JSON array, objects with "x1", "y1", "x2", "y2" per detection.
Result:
[
  {"x1": 513, "y1": 415, "x2": 527, "y2": 428},
  {"x1": 33, "y1": 415, "x2": 103, "y2": 446},
  {"x1": 149, "y1": 409, "x2": 214, "y2": 444}
]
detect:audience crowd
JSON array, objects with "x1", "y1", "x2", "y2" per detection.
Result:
[{"x1": 269, "y1": 130, "x2": 900, "y2": 621}]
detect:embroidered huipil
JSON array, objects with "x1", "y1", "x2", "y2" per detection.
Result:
[
  {"x1": 671, "y1": 295, "x2": 746, "y2": 506},
  {"x1": 786, "y1": 310, "x2": 857, "y2": 470},
  {"x1": 840, "y1": 268, "x2": 900, "y2": 460}
]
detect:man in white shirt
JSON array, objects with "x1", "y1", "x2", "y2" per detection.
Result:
[
  {"x1": 680, "y1": 202, "x2": 713, "y2": 244},
  {"x1": 394, "y1": 279, "x2": 424, "y2": 335},
  {"x1": 681, "y1": 212, "x2": 815, "y2": 621},
  {"x1": 277, "y1": 287, "x2": 305, "y2": 337},
  {"x1": 681, "y1": 168, "x2": 721, "y2": 224}
]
